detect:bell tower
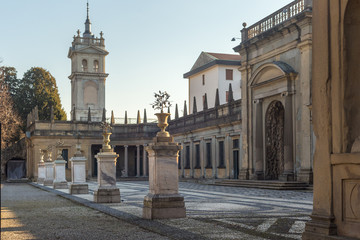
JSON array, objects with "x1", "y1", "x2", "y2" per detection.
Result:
[{"x1": 68, "y1": 2, "x2": 109, "y2": 121}]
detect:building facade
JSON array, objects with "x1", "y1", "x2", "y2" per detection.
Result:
[
  {"x1": 184, "y1": 52, "x2": 241, "y2": 113},
  {"x1": 303, "y1": 0, "x2": 360, "y2": 238},
  {"x1": 25, "y1": 1, "x2": 314, "y2": 186},
  {"x1": 233, "y1": 0, "x2": 314, "y2": 183}
]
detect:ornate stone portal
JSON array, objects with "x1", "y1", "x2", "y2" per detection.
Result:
[{"x1": 265, "y1": 101, "x2": 284, "y2": 180}]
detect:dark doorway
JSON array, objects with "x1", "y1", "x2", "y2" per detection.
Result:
[
  {"x1": 6, "y1": 159, "x2": 26, "y2": 180},
  {"x1": 265, "y1": 101, "x2": 285, "y2": 180},
  {"x1": 91, "y1": 145, "x2": 102, "y2": 177},
  {"x1": 233, "y1": 150, "x2": 239, "y2": 179}
]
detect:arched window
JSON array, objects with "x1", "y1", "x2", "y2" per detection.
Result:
[
  {"x1": 93, "y1": 60, "x2": 99, "y2": 72},
  {"x1": 82, "y1": 59, "x2": 88, "y2": 72}
]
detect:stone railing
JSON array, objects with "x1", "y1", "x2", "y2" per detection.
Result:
[
  {"x1": 73, "y1": 36, "x2": 104, "y2": 47},
  {"x1": 168, "y1": 99, "x2": 242, "y2": 135},
  {"x1": 241, "y1": 0, "x2": 312, "y2": 42}
]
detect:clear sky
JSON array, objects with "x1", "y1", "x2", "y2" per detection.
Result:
[{"x1": 1, "y1": 0, "x2": 291, "y2": 120}]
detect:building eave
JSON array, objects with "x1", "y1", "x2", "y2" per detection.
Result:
[{"x1": 183, "y1": 60, "x2": 241, "y2": 79}]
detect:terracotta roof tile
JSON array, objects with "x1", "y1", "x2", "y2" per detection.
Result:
[{"x1": 205, "y1": 52, "x2": 241, "y2": 61}]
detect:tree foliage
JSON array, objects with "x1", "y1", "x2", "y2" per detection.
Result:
[{"x1": 1, "y1": 66, "x2": 67, "y2": 130}]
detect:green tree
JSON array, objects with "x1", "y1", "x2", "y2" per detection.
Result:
[
  {"x1": 18, "y1": 67, "x2": 67, "y2": 123},
  {"x1": 0, "y1": 66, "x2": 19, "y2": 97}
]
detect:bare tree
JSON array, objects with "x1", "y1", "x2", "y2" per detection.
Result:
[{"x1": 0, "y1": 70, "x2": 22, "y2": 176}]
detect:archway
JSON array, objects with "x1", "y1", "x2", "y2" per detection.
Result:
[
  {"x1": 344, "y1": 0, "x2": 360, "y2": 153},
  {"x1": 265, "y1": 101, "x2": 284, "y2": 180}
]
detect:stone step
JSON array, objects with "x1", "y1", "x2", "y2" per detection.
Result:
[{"x1": 212, "y1": 179, "x2": 310, "y2": 190}]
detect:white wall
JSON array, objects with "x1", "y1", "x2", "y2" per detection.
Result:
[{"x1": 189, "y1": 65, "x2": 241, "y2": 113}]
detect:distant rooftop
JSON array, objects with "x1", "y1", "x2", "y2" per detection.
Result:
[{"x1": 184, "y1": 52, "x2": 241, "y2": 78}]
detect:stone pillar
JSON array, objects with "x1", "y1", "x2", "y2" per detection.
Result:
[
  {"x1": 69, "y1": 144, "x2": 88, "y2": 194},
  {"x1": 124, "y1": 145, "x2": 128, "y2": 177},
  {"x1": 298, "y1": 39, "x2": 313, "y2": 184},
  {"x1": 53, "y1": 149, "x2": 68, "y2": 189},
  {"x1": 200, "y1": 138, "x2": 205, "y2": 177},
  {"x1": 189, "y1": 138, "x2": 194, "y2": 178},
  {"x1": 143, "y1": 113, "x2": 186, "y2": 219},
  {"x1": 43, "y1": 151, "x2": 54, "y2": 186},
  {"x1": 211, "y1": 135, "x2": 216, "y2": 178},
  {"x1": 225, "y1": 134, "x2": 231, "y2": 178},
  {"x1": 93, "y1": 129, "x2": 120, "y2": 203},
  {"x1": 136, "y1": 145, "x2": 140, "y2": 177},
  {"x1": 143, "y1": 144, "x2": 147, "y2": 177},
  {"x1": 37, "y1": 150, "x2": 45, "y2": 184},
  {"x1": 253, "y1": 99, "x2": 264, "y2": 179},
  {"x1": 280, "y1": 92, "x2": 294, "y2": 181},
  {"x1": 180, "y1": 140, "x2": 185, "y2": 177}
]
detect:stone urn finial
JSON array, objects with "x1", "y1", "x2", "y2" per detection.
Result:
[
  {"x1": 100, "y1": 121, "x2": 113, "y2": 152},
  {"x1": 151, "y1": 91, "x2": 172, "y2": 137}
]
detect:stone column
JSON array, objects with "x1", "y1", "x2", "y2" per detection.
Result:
[
  {"x1": 253, "y1": 99, "x2": 264, "y2": 179},
  {"x1": 69, "y1": 144, "x2": 88, "y2": 194},
  {"x1": 143, "y1": 144, "x2": 147, "y2": 177},
  {"x1": 93, "y1": 129, "x2": 120, "y2": 203},
  {"x1": 211, "y1": 135, "x2": 216, "y2": 178},
  {"x1": 43, "y1": 151, "x2": 54, "y2": 186},
  {"x1": 143, "y1": 113, "x2": 186, "y2": 219},
  {"x1": 136, "y1": 145, "x2": 140, "y2": 177},
  {"x1": 53, "y1": 149, "x2": 68, "y2": 189},
  {"x1": 225, "y1": 134, "x2": 231, "y2": 178},
  {"x1": 200, "y1": 138, "x2": 205, "y2": 177},
  {"x1": 298, "y1": 39, "x2": 313, "y2": 184},
  {"x1": 180, "y1": 140, "x2": 185, "y2": 177},
  {"x1": 189, "y1": 138, "x2": 194, "y2": 178},
  {"x1": 37, "y1": 149, "x2": 45, "y2": 184},
  {"x1": 124, "y1": 145, "x2": 128, "y2": 177},
  {"x1": 281, "y1": 92, "x2": 294, "y2": 181}
]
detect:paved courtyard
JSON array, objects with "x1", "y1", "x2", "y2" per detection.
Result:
[{"x1": 2, "y1": 181, "x2": 312, "y2": 239}]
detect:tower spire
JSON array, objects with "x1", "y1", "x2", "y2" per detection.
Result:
[{"x1": 84, "y1": 1, "x2": 92, "y2": 37}]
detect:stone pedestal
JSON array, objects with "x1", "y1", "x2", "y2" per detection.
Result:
[
  {"x1": 93, "y1": 151, "x2": 120, "y2": 203},
  {"x1": 53, "y1": 159, "x2": 68, "y2": 189},
  {"x1": 37, "y1": 162, "x2": 45, "y2": 184},
  {"x1": 143, "y1": 135, "x2": 186, "y2": 219},
  {"x1": 43, "y1": 162, "x2": 54, "y2": 186},
  {"x1": 69, "y1": 151, "x2": 88, "y2": 194}
]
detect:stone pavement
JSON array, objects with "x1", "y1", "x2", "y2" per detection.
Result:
[{"x1": 2, "y1": 181, "x2": 313, "y2": 240}]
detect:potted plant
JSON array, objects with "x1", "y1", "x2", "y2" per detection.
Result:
[{"x1": 151, "y1": 91, "x2": 172, "y2": 137}]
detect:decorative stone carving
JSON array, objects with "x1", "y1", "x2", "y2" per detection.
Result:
[{"x1": 265, "y1": 101, "x2": 284, "y2": 180}]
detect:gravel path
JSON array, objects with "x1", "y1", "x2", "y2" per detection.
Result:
[{"x1": 1, "y1": 183, "x2": 169, "y2": 240}]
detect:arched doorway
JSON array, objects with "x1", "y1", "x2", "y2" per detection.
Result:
[
  {"x1": 344, "y1": 0, "x2": 360, "y2": 153},
  {"x1": 265, "y1": 101, "x2": 284, "y2": 180}
]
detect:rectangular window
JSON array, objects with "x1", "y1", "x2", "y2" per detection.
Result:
[
  {"x1": 226, "y1": 69, "x2": 233, "y2": 80},
  {"x1": 226, "y1": 91, "x2": 229, "y2": 102},
  {"x1": 233, "y1": 139, "x2": 239, "y2": 149},
  {"x1": 185, "y1": 145, "x2": 190, "y2": 169},
  {"x1": 195, "y1": 144, "x2": 200, "y2": 168},
  {"x1": 218, "y1": 141, "x2": 225, "y2": 168},
  {"x1": 206, "y1": 142, "x2": 212, "y2": 168},
  {"x1": 202, "y1": 74, "x2": 205, "y2": 85}
]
